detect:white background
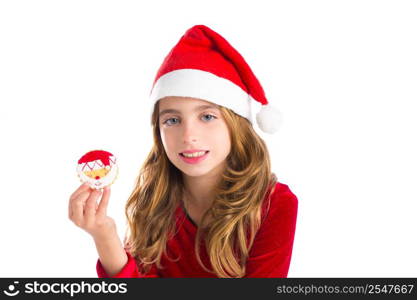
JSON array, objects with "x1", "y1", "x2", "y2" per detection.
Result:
[{"x1": 0, "y1": 0, "x2": 416, "y2": 277}]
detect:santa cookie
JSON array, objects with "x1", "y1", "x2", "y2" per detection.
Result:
[{"x1": 76, "y1": 150, "x2": 118, "y2": 189}]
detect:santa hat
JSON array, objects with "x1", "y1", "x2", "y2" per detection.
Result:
[{"x1": 149, "y1": 25, "x2": 282, "y2": 134}]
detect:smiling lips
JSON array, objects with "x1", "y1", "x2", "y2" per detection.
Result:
[
  {"x1": 180, "y1": 151, "x2": 208, "y2": 158},
  {"x1": 179, "y1": 151, "x2": 209, "y2": 164}
]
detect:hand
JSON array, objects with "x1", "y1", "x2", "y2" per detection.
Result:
[{"x1": 68, "y1": 182, "x2": 117, "y2": 240}]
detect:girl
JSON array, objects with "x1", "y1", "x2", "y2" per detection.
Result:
[{"x1": 69, "y1": 25, "x2": 298, "y2": 278}]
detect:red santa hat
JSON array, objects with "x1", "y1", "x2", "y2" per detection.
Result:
[{"x1": 149, "y1": 24, "x2": 282, "y2": 134}]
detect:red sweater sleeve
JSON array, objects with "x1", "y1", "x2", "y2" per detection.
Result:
[
  {"x1": 244, "y1": 183, "x2": 298, "y2": 278},
  {"x1": 96, "y1": 250, "x2": 160, "y2": 278}
]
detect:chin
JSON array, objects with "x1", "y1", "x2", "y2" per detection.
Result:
[{"x1": 180, "y1": 167, "x2": 211, "y2": 177}]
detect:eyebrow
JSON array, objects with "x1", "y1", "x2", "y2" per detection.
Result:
[{"x1": 159, "y1": 104, "x2": 219, "y2": 117}]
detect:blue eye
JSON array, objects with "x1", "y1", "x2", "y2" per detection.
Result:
[
  {"x1": 202, "y1": 114, "x2": 217, "y2": 122},
  {"x1": 162, "y1": 114, "x2": 217, "y2": 126},
  {"x1": 163, "y1": 117, "x2": 179, "y2": 126}
]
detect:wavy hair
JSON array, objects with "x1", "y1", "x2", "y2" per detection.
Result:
[{"x1": 123, "y1": 99, "x2": 277, "y2": 278}]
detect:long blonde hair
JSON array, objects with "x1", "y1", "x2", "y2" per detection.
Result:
[{"x1": 123, "y1": 100, "x2": 277, "y2": 278}]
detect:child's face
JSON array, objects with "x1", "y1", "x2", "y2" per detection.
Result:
[{"x1": 158, "y1": 96, "x2": 231, "y2": 178}]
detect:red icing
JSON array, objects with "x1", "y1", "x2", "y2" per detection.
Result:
[{"x1": 78, "y1": 150, "x2": 114, "y2": 167}]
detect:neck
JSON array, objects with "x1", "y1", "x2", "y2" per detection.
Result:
[
  {"x1": 182, "y1": 163, "x2": 225, "y2": 209},
  {"x1": 183, "y1": 177, "x2": 215, "y2": 209}
]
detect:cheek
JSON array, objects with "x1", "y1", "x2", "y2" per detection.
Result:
[
  {"x1": 159, "y1": 130, "x2": 169, "y2": 151},
  {"x1": 160, "y1": 130, "x2": 177, "y2": 153},
  {"x1": 209, "y1": 127, "x2": 231, "y2": 156}
]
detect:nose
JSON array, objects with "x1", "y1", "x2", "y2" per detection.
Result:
[{"x1": 182, "y1": 119, "x2": 198, "y2": 143}]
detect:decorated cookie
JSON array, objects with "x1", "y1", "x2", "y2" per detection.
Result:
[{"x1": 76, "y1": 150, "x2": 118, "y2": 190}]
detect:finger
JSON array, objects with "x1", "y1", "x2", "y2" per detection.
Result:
[
  {"x1": 96, "y1": 186, "x2": 111, "y2": 219},
  {"x1": 71, "y1": 189, "x2": 92, "y2": 225},
  {"x1": 68, "y1": 200, "x2": 72, "y2": 219},
  {"x1": 69, "y1": 184, "x2": 89, "y2": 219},
  {"x1": 70, "y1": 182, "x2": 91, "y2": 200},
  {"x1": 84, "y1": 188, "x2": 103, "y2": 221},
  {"x1": 69, "y1": 185, "x2": 92, "y2": 213},
  {"x1": 68, "y1": 193, "x2": 73, "y2": 219}
]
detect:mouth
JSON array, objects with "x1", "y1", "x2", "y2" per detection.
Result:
[
  {"x1": 179, "y1": 151, "x2": 210, "y2": 164},
  {"x1": 179, "y1": 150, "x2": 209, "y2": 157}
]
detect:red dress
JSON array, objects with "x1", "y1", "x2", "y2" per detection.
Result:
[{"x1": 96, "y1": 181, "x2": 298, "y2": 278}]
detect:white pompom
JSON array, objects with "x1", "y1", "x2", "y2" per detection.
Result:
[{"x1": 255, "y1": 104, "x2": 282, "y2": 134}]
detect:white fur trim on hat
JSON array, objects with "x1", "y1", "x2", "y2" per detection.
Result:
[
  {"x1": 149, "y1": 68, "x2": 282, "y2": 134},
  {"x1": 150, "y1": 69, "x2": 256, "y2": 120}
]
